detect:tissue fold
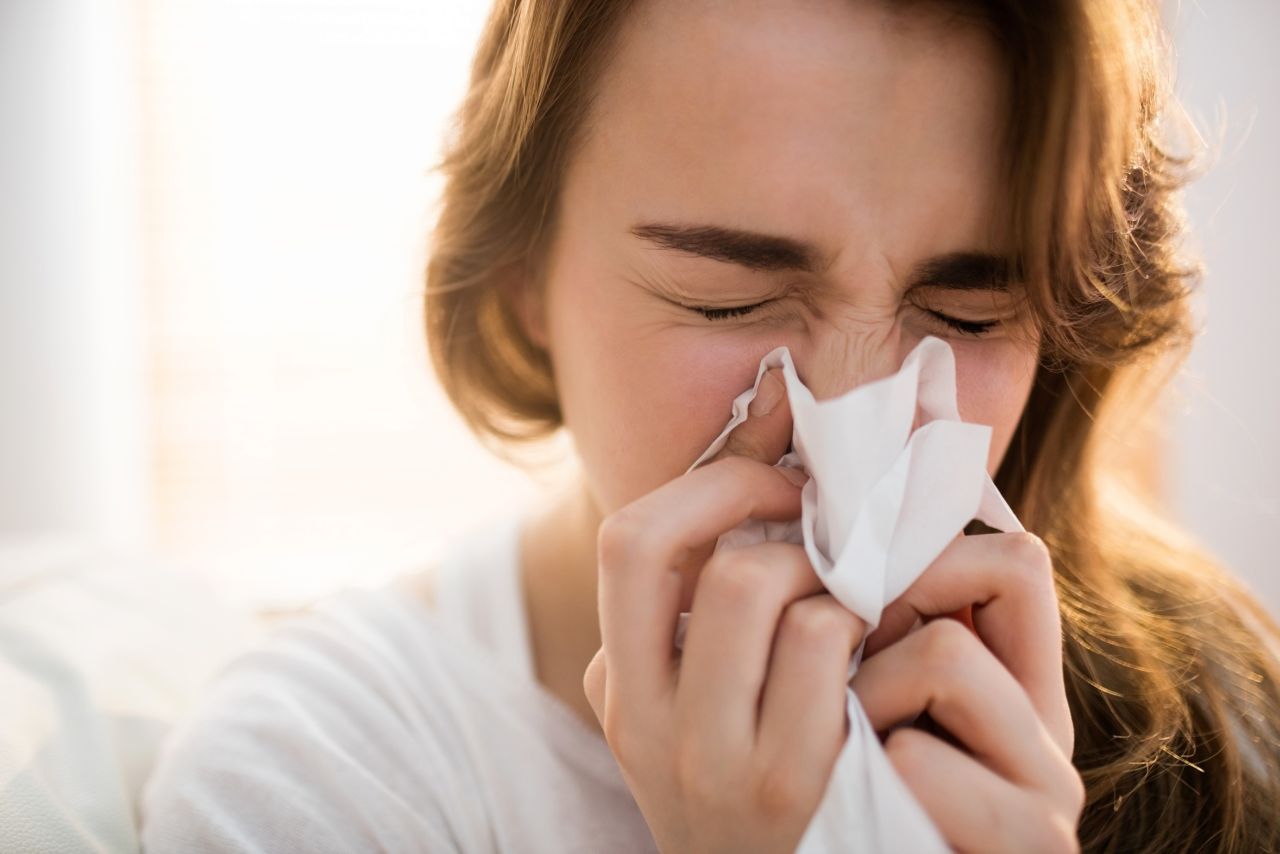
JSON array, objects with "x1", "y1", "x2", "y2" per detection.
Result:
[{"x1": 677, "y1": 335, "x2": 1024, "y2": 853}]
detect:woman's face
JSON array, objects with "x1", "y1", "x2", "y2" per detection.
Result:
[{"x1": 531, "y1": 0, "x2": 1041, "y2": 515}]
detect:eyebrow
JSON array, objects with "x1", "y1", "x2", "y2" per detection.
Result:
[
  {"x1": 629, "y1": 221, "x2": 1013, "y2": 291},
  {"x1": 908, "y1": 251, "x2": 1014, "y2": 292},
  {"x1": 630, "y1": 222, "x2": 818, "y2": 273}
]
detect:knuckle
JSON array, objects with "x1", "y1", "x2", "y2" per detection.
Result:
[
  {"x1": 883, "y1": 727, "x2": 931, "y2": 781},
  {"x1": 1014, "y1": 793, "x2": 1081, "y2": 854},
  {"x1": 702, "y1": 550, "x2": 775, "y2": 610},
  {"x1": 1003, "y1": 532, "x2": 1059, "y2": 608},
  {"x1": 597, "y1": 509, "x2": 647, "y2": 570},
  {"x1": 1063, "y1": 713, "x2": 1077, "y2": 760},
  {"x1": 1004, "y1": 531, "x2": 1053, "y2": 575},
  {"x1": 918, "y1": 616, "x2": 978, "y2": 674},
  {"x1": 581, "y1": 655, "x2": 602, "y2": 698},
  {"x1": 1063, "y1": 766, "x2": 1087, "y2": 820},
  {"x1": 782, "y1": 596, "x2": 859, "y2": 649},
  {"x1": 1041, "y1": 809, "x2": 1082, "y2": 854},
  {"x1": 753, "y1": 764, "x2": 809, "y2": 821}
]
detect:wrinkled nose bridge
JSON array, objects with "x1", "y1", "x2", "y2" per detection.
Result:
[{"x1": 793, "y1": 325, "x2": 906, "y2": 401}]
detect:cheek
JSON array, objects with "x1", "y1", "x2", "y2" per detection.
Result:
[
  {"x1": 547, "y1": 273, "x2": 768, "y2": 514},
  {"x1": 951, "y1": 339, "x2": 1038, "y2": 475}
]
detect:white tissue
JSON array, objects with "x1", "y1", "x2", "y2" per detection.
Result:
[{"x1": 675, "y1": 335, "x2": 1024, "y2": 853}]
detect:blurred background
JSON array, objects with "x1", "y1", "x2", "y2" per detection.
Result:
[{"x1": 1, "y1": 0, "x2": 1277, "y2": 614}]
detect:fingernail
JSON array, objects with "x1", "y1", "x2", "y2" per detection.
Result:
[
  {"x1": 748, "y1": 369, "x2": 785, "y2": 417},
  {"x1": 778, "y1": 466, "x2": 809, "y2": 487}
]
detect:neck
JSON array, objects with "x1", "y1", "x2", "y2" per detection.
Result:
[{"x1": 518, "y1": 470, "x2": 607, "y2": 728}]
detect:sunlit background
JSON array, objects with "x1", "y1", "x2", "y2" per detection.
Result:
[{"x1": 2, "y1": 0, "x2": 1277, "y2": 615}]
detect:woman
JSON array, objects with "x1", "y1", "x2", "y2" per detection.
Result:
[{"x1": 141, "y1": 0, "x2": 1280, "y2": 851}]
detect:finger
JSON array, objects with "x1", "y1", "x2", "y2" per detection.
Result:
[
  {"x1": 851, "y1": 618, "x2": 1078, "y2": 806},
  {"x1": 706, "y1": 367, "x2": 795, "y2": 467},
  {"x1": 686, "y1": 366, "x2": 804, "y2": 614},
  {"x1": 884, "y1": 727, "x2": 1080, "y2": 854},
  {"x1": 596, "y1": 455, "x2": 805, "y2": 710},
  {"x1": 756, "y1": 594, "x2": 866, "y2": 772},
  {"x1": 862, "y1": 531, "x2": 1070, "y2": 754},
  {"x1": 583, "y1": 647, "x2": 606, "y2": 723},
  {"x1": 676, "y1": 542, "x2": 829, "y2": 753}
]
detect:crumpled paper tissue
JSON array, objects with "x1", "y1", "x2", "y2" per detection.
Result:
[{"x1": 673, "y1": 334, "x2": 1024, "y2": 852}]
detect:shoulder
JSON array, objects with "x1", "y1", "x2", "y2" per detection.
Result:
[{"x1": 139, "y1": 582, "x2": 472, "y2": 853}]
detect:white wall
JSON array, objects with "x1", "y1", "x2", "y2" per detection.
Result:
[
  {"x1": 0, "y1": 0, "x2": 150, "y2": 547},
  {"x1": 1168, "y1": 1, "x2": 1280, "y2": 616}
]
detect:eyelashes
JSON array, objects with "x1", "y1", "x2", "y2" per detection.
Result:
[
  {"x1": 924, "y1": 311, "x2": 999, "y2": 337},
  {"x1": 691, "y1": 303, "x2": 767, "y2": 321},
  {"x1": 688, "y1": 300, "x2": 999, "y2": 337}
]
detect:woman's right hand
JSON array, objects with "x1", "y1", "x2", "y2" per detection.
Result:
[{"x1": 583, "y1": 368, "x2": 867, "y2": 854}]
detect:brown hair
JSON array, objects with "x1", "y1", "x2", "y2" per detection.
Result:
[{"x1": 424, "y1": 1, "x2": 1280, "y2": 850}]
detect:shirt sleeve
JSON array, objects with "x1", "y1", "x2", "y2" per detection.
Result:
[{"x1": 139, "y1": 609, "x2": 481, "y2": 854}]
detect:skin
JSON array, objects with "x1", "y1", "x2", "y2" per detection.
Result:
[{"x1": 496, "y1": 0, "x2": 1084, "y2": 850}]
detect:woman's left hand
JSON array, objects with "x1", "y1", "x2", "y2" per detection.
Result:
[{"x1": 852, "y1": 531, "x2": 1086, "y2": 853}]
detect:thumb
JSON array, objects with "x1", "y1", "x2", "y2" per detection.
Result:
[
  {"x1": 707, "y1": 367, "x2": 795, "y2": 467},
  {"x1": 582, "y1": 647, "x2": 606, "y2": 724}
]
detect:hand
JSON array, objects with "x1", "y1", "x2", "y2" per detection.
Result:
[
  {"x1": 583, "y1": 368, "x2": 865, "y2": 854},
  {"x1": 853, "y1": 532, "x2": 1086, "y2": 853}
]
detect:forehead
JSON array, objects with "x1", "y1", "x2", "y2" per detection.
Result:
[{"x1": 569, "y1": 0, "x2": 1010, "y2": 264}]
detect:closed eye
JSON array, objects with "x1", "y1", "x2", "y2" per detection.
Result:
[
  {"x1": 687, "y1": 301, "x2": 998, "y2": 337},
  {"x1": 690, "y1": 302, "x2": 771, "y2": 321},
  {"x1": 923, "y1": 310, "x2": 997, "y2": 337}
]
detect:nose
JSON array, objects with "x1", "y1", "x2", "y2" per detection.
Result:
[
  {"x1": 791, "y1": 323, "x2": 932, "y2": 441},
  {"x1": 793, "y1": 321, "x2": 913, "y2": 401}
]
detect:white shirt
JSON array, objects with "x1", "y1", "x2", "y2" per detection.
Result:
[{"x1": 139, "y1": 513, "x2": 658, "y2": 853}]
